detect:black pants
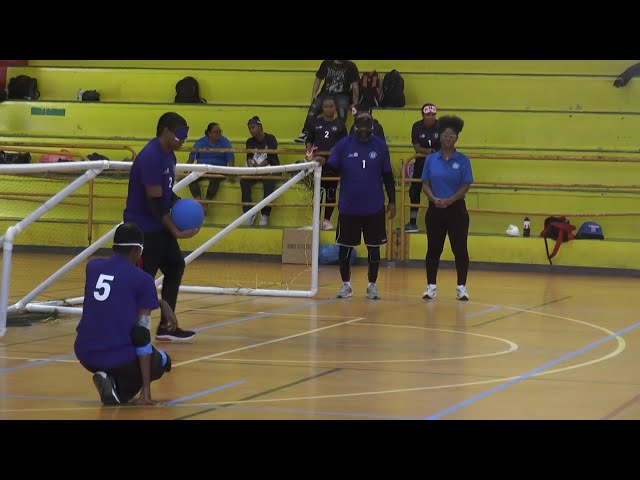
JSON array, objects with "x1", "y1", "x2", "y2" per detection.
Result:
[
  {"x1": 189, "y1": 177, "x2": 221, "y2": 201},
  {"x1": 321, "y1": 167, "x2": 338, "y2": 221},
  {"x1": 425, "y1": 199, "x2": 470, "y2": 285},
  {"x1": 81, "y1": 348, "x2": 170, "y2": 404},
  {"x1": 240, "y1": 178, "x2": 276, "y2": 216},
  {"x1": 302, "y1": 93, "x2": 351, "y2": 135},
  {"x1": 409, "y1": 157, "x2": 426, "y2": 212},
  {"x1": 141, "y1": 229, "x2": 185, "y2": 329}
]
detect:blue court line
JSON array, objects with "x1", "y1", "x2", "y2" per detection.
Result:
[
  {"x1": 0, "y1": 353, "x2": 75, "y2": 374},
  {"x1": 465, "y1": 306, "x2": 502, "y2": 319},
  {"x1": 423, "y1": 320, "x2": 640, "y2": 420},
  {"x1": 166, "y1": 379, "x2": 246, "y2": 406},
  {"x1": 174, "y1": 403, "x2": 419, "y2": 420},
  {"x1": 0, "y1": 393, "x2": 95, "y2": 403},
  {"x1": 193, "y1": 297, "x2": 338, "y2": 332}
]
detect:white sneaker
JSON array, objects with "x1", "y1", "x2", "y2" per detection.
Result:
[
  {"x1": 422, "y1": 284, "x2": 437, "y2": 299},
  {"x1": 366, "y1": 284, "x2": 381, "y2": 300},
  {"x1": 456, "y1": 285, "x2": 469, "y2": 301},
  {"x1": 336, "y1": 284, "x2": 353, "y2": 298},
  {"x1": 245, "y1": 214, "x2": 256, "y2": 226},
  {"x1": 259, "y1": 215, "x2": 269, "y2": 226},
  {"x1": 321, "y1": 219, "x2": 333, "y2": 230}
]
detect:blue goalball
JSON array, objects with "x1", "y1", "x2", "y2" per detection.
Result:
[{"x1": 171, "y1": 199, "x2": 204, "y2": 231}]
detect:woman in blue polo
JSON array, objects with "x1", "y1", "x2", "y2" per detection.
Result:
[{"x1": 420, "y1": 115, "x2": 473, "y2": 301}]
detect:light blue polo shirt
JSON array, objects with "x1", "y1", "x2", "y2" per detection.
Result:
[{"x1": 421, "y1": 150, "x2": 473, "y2": 199}]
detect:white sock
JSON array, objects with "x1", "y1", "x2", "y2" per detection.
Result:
[
  {"x1": 368, "y1": 282, "x2": 375, "y2": 288},
  {"x1": 343, "y1": 282, "x2": 351, "y2": 288}
]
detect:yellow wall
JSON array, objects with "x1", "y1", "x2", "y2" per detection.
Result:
[{"x1": 0, "y1": 60, "x2": 638, "y2": 270}]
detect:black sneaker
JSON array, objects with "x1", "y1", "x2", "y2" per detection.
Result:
[
  {"x1": 92, "y1": 371, "x2": 121, "y2": 406},
  {"x1": 155, "y1": 326, "x2": 196, "y2": 342}
]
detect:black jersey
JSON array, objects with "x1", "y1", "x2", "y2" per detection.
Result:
[
  {"x1": 246, "y1": 133, "x2": 280, "y2": 166},
  {"x1": 411, "y1": 120, "x2": 440, "y2": 152},
  {"x1": 307, "y1": 117, "x2": 348, "y2": 153}
]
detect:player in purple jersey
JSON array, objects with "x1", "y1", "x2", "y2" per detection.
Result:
[
  {"x1": 124, "y1": 112, "x2": 199, "y2": 342},
  {"x1": 75, "y1": 223, "x2": 176, "y2": 406},
  {"x1": 315, "y1": 112, "x2": 396, "y2": 300}
]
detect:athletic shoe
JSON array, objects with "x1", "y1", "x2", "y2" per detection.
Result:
[
  {"x1": 456, "y1": 285, "x2": 469, "y2": 301},
  {"x1": 92, "y1": 371, "x2": 120, "y2": 406},
  {"x1": 156, "y1": 326, "x2": 196, "y2": 342},
  {"x1": 422, "y1": 284, "x2": 437, "y2": 299},
  {"x1": 336, "y1": 285, "x2": 353, "y2": 299},
  {"x1": 366, "y1": 284, "x2": 381, "y2": 300}
]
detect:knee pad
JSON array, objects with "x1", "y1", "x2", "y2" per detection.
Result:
[
  {"x1": 158, "y1": 349, "x2": 172, "y2": 373},
  {"x1": 338, "y1": 246, "x2": 352, "y2": 263},
  {"x1": 367, "y1": 247, "x2": 381, "y2": 264}
]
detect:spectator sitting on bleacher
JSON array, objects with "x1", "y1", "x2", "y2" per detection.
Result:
[
  {"x1": 294, "y1": 60, "x2": 360, "y2": 144},
  {"x1": 349, "y1": 104, "x2": 386, "y2": 143},
  {"x1": 305, "y1": 97, "x2": 348, "y2": 231},
  {"x1": 187, "y1": 122, "x2": 235, "y2": 215},
  {"x1": 242, "y1": 116, "x2": 280, "y2": 227},
  {"x1": 406, "y1": 103, "x2": 440, "y2": 233}
]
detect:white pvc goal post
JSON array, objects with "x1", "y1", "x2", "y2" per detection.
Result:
[{"x1": 0, "y1": 159, "x2": 322, "y2": 337}]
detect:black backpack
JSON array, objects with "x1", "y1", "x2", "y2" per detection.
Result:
[
  {"x1": 381, "y1": 70, "x2": 405, "y2": 107},
  {"x1": 7, "y1": 75, "x2": 40, "y2": 100},
  {"x1": 359, "y1": 70, "x2": 381, "y2": 109},
  {"x1": 81, "y1": 90, "x2": 101, "y2": 102},
  {"x1": 175, "y1": 76, "x2": 206, "y2": 104},
  {"x1": 0, "y1": 151, "x2": 31, "y2": 164}
]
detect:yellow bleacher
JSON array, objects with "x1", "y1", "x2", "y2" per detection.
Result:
[{"x1": 1, "y1": 60, "x2": 638, "y2": 270}]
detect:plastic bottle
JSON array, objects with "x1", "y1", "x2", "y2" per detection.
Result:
[
  {"x1": 523, "y1": 217, "x2": 531, "y2": 237},
  {"x1": 77, "y1": 89, "x2": 83, "y2": 102}
]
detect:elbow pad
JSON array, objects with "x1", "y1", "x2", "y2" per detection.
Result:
[
  {"x1": 382, "y1": 172, "x2": 396, "y2": 204},
  {"x1": 131, "y1": 325, "x2": 151, "y2": 348},
  {"x1": 147, "y1": 196, "x2": 170, "y2": 220}
]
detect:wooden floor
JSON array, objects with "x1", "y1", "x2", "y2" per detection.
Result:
[{"x1": 1, "y1": 252, "x2": 639, "y2": 420}]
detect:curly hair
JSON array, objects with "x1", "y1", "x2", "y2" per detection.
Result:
[{"x1": 437, "y1": 115, "x2": 464, "y2": 136}]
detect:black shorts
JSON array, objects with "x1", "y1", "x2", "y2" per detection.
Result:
[{"x1": 336, "y1": 207, "x2": 387, "y2": 247}]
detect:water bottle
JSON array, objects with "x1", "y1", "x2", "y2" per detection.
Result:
[
  {"x1": 523, "y1": 217, "x2": 531, "y2": 237},
  {"x1": 77, "y1": 89, "x2": 83, "y2": 101}
]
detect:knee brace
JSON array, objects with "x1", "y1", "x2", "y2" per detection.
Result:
[{"x1": 367, "y1": 246, "x2": 381, "y2": 264}]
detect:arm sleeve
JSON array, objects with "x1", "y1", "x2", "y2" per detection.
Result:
[
  {"x1": 137, "y1": 273, "x2": 160, "y2": 311},
  {"x1": 411, "y1": 123, "x2": 420, "y2": 145},
  {"x1": 188, "y1": 139, "x2": 200, "y2": 163},
  {"x1": 382, "y1": 171, "x2": 396, "y2": 204},
  {"x1": 326, "y1": 140, "x2": 342, "y2": 172},
  {"x1": 316, "y1": 61, "x2": 328, "y2": 79},
  {"x1": 462, "y1": 156, "x2": 474, "y2": 184},
  {"x1": 139, "y1": 154, "x2": 163, "y2": 187},
  {"x1": 268, "y1": 136, "x2": 280, "y2": 166}
]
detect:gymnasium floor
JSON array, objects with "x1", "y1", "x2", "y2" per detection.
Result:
[{"x1": 1, "y1": 253, "x2": 639, "y2": 420}]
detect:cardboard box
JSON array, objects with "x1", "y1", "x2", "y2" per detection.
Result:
[{"x1": 282, "y1": 228, "x2": 313, "y2": 264}]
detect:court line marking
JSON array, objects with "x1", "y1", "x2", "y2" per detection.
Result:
[
  {"x1": 200, "y1": 322, "x2": 518, "y2": 364},
  {"x1": 166, "y1": 379, "x2": 245, "y2": 406},
  {"x1": 174, "y1": 317, "x2": 366, "y2": 368},
  {"x1": 0, "y1": 299, "x2": 629, "y2": 415},
  {"x1": 424, "y1": 320, "x2": 640, "y2": 420},
  {"x1": 0, "y1": 354, "x2": 75, "y2": 374},
  {"x1": 193, "y1": 297, "x2": 339, "y2": 332}
]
